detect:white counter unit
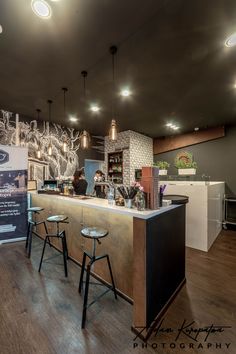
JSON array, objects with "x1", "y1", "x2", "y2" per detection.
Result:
[{"x1": 163, "y1": 181, "x2": 225, "y2": 251}]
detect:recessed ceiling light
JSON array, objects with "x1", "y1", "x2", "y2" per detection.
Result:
[
  {"x1": 121, "y1": 89, "x2": 131, "y2": 97},
  {"x1": 166, "y1": 123, "x2": 173, "y2": 127},
  {"x1": 31, "y1": 0, "x2": 51, "y2": 19},
  {"x1": 225, "y1": 33, "x2": 236, "y2": 47},
  {"x1": 194, "y1": 127, "x2": 199, "y2": 131},
  {"x1": 90, "y1": 105, "x2": 100, "y2": 112},
  {"x1": 69, "y1": 116, "x2": 78, "y2": 122}
]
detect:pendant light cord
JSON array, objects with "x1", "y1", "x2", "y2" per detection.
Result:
[
  {"x1": 81, "y1": 71, "x2": 88, "y2": 100},
  {"x1": 47, "y1": 99, "x2": 52, "y2": 138},
  {"x1": 110, "y1": 46, "x2": 117, "y2": 119},
  {"x1": 62, "y1": 88, "x2": 68, "y2": 121}
]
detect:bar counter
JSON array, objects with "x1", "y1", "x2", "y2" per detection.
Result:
[{"x1": 30, "y1": 192, "x2": 186, "y2": 338}]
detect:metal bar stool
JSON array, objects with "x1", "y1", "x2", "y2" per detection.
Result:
[
  {"x1": 78, "y1": 227, "x2": 117, "y2": 328},
  {"x1": 25, "y1": 207, "x2": 48, "y2": 258},
  {"x1": 38, "y1": 215, "x2": 69, "y2": 277}
]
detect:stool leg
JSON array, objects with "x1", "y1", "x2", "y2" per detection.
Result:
[
  {"x1": 78, "y1": 252, "x2": 87, "y2": 293},
  {"x1": 61, "y1": 233, "x2": 68, "y2": 277},
  {"x1": 106, "y1": 255, "x2": 117, "y2": 300},
  {"x1": 25, "y1": 222, "x2": 30, "y2": 249},
  {"x1": 64, "y1": 234, "x2": 69, "y2": 260},
  {"x1": 81, "y1": 262, "x2": 91, "y2": 328},
  {"x1": 27, "y1": 223, "x2": 33, "y2": 258},
  {"x1": 38, "y1": 236, "x2": 48, "y2": 272},
  {"x1": 43, "y1": 222, "x2": 52, "y2": 247}
]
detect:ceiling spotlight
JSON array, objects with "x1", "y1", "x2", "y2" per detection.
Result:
[
  {"x1": 90, "y1": 105, "x2": 100, "y2": 112},
  {"x1": 166, "y1": 123, "x2": 173, "y2": 127},
  {"x1": 31, "y1": 0, "x2": 51, "y2": 19},
  {"x1": 69, "y1": 116, "x2": 78, "y2": 122},
  {"x1": 225, "y1": 33, "x2": 236, "y2": 47},
  {"x1": 194, "y1": 127, "x2": 199, "y2": 131},
  {"x1": 121, "y1": 89, "x2": 131, "y2": 97},
  {"x1": 172, "y1": 126, "x2": 179, "y2": 130}
]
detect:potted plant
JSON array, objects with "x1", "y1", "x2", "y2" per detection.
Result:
[
  {"x1": 153, "y1": 161, "x2": 170, "y2": 175},
  {"x1": 174, "y1": 151, "x2": 197, "y2": 175}
]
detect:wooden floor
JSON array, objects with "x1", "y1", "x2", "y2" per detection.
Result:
[{"x1": 0, "y1": 230, "x2": 236, "y2": 354}]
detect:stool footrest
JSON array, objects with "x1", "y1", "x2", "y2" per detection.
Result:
[{"x1": 86, "y1": 288, "x2": 111, "y2": 310}]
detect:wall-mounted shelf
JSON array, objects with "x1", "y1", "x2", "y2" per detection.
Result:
[{"x1": 108, "y1": 151, "x2": 123, "y2": 184}]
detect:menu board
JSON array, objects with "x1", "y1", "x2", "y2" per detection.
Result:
[{"x1": 0, "y1": 145, "x2": 28, "y2": 243}]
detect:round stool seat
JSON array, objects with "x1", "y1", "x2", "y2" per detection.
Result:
[
  {"x1": 164, "y1": 194, "x2": 189, "y2": 205},
  {"x1": 27, "y1": 207, "x2": 44, "y2": 212},
  {"x1": 81, "y1": 227, "x2": 108, "y2": 239},
  {"x1": 47, "y1": 215, "x2": 68, "y2": 223}
]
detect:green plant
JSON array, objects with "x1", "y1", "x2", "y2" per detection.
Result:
[
  {"x1": 153, "y1": 161, "x2": 170, "y2": 170},
  {"x1": 174, "y1": 151, "x2": 197, "y2": 169}
]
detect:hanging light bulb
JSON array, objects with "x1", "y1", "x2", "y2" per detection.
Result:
[
  {"x1": 109, "y1": 45, "x2": 119, "y2": 141},
  {"x1": 63, "y1": 139, "x2": 68, "y2": 152},
  {"x1": 80, "y1": 130, "x2": 90, "y2": 149},
  {"x1": 48, "y1": 142, "x2": 52, "y2": 156},
  {"x1": 37, "y1": 148, "x2": 42, "y2": 159},
  {"x1": 109, "y1": 119, "x2": 118, "y2": 141},
  {"x1": 47, "y1": 99, "x2": 53, "y2": 156}
]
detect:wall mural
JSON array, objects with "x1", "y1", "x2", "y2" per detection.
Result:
[{"x1": 0, "y1": 110, "x2": 104, "y2": 180}]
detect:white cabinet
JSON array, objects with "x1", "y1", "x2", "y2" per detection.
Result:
[{"x1": 164, "y1": 181, "x2": 225, "y2": 252}]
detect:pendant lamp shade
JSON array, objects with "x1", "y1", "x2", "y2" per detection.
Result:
[
  {"x1": 109, "y1": 119, "x2": 118, "y2": 141},
  {"x1": 80, "y1": 130, "x2": 90, "y2": 150},
  {"x1": 48, "y1": 143, "x2": 52, "y2": 156},
  {"x1": 37, "y1": 149, "x2": 42, "y2": 159}
]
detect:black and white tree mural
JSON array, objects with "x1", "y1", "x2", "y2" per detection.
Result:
[{"x1": 0, "y1": 110, "x2": 82, "y2": 178}]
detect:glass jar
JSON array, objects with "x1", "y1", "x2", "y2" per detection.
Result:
[{"x1": 135, "y1": 191, "x2": 145, "y2": 211}]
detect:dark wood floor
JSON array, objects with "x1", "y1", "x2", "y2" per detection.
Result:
[{"x1": 0, "y1": 230, "x2": 236, "y2": 354}]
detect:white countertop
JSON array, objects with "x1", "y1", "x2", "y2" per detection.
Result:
[
  {"x1": 163, "y1": 181, "x2": 224, "y2": 186},
  {"x1": 30, "y1": 192, "x2": 180, "y2": 220}
]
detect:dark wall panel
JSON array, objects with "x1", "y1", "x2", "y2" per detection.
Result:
[{"x1": 154, "y1": 125, "x2": 236, "y2": 195}]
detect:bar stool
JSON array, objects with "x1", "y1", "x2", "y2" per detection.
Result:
[
  {"x1": 78, "y1": 227, "x2": 117, "y2": 328},
  {"x1": 25, "y1": 207, "x2": 48, "y2": 258},
  {"x1": 38, "y1": 215, "x2": 69, "y2": 277}
]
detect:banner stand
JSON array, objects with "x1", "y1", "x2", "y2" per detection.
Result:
[{"x1": 0, "y1": 145, "x2": 28, "y2": 244}]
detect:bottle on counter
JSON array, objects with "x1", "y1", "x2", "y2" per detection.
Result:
[{"x1": 107, "y1": 186, "x2": 115, "y2": 206}]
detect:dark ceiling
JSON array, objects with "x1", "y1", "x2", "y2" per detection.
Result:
[{"x1": 1, "y1": 0, "x2": 236, "y2": 137}]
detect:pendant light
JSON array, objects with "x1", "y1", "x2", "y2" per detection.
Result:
[
  {"x1": 80, "y1": 130, "x2": 90, "y2": 150},
  {"x1": 109, "y1": 45, "x2": 118, "y2": 141},
  {"x1": 47, "y1": 99, "x2": 53, "y2": 156},
  {"x1": 36, "y1": 108, "x2": 42, "y2": 159},
  {"x1": 62, "y1": 87, "x2": 68, "y2": 153},
  {"x1": 80, "y1": 70, "x2": 90, "y2": 149}
]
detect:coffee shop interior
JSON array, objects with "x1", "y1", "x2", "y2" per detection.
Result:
[{"x1": 0, "y1": 1, "x2": 236, "y2": 353}]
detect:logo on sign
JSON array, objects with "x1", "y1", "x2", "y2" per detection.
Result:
[{"x1": 0, "y1": 149, "x2": 9, "y2": 164}]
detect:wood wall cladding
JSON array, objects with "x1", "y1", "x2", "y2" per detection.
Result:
[{"x1": 153, "y1": 126, "x2": 225, "y2": 154}]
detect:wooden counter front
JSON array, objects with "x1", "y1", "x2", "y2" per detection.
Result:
[{"x1": 30, "y1": 193, "x2": 186, "y2": 339}]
